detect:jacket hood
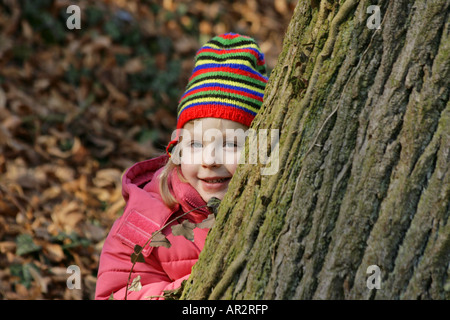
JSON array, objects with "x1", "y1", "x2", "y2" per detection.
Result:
[{"x1": 121, "y1": 154, "x2": 169, "y2": 202}]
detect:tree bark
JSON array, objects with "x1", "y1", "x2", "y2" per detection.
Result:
[{"x1": 181, "y1": 0, "x2": 450, "y2": 300}]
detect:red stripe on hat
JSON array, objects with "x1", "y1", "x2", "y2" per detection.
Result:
[
  {"x1": 176, "y1": 105, "x2": 254, "y2": 130},
  {"x1": 218, "y1": 34, "x2": 248, "y2": 40}
]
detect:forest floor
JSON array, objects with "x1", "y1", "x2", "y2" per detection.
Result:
[{"x1": 0, "y1": 0, "x2": 294, "y2": 299}]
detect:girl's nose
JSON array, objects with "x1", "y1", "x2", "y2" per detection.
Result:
[{"x1": 202, "y1": 144, "x2": 222, "y2": 167}]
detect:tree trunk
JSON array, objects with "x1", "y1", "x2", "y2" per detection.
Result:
[{"x1": 181, "y1": 0, "x2": 450, "y2": 300}]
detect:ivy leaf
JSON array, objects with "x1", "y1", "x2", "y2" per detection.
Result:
[
  {"x1": 171, "y1": 220, "x2": 195, "y2": 241},
  {"x1": 131, "y1": 252, "x2": 145, "y2": 263},
  {"x1": 196, "y1": 214, "x2": 215, "y2": 229},
  {"x1": 206, "y1": 196, "x2": 221, "y2": 215},
  {"x1": 133, "y1": 244, "x2": 143, "y2": 253},
  {"x1": 130, "y1": 244, "x2": 145, "y2": 263},
  {"x1": 149, "y1": 232, "x2": 171, "y2": 248},
  {"x1": 16, "y1": 234, "x2": 42, "y2": 256},
  {"x1": 128, "y1": 275, "x2": 142, "y2": 292}
]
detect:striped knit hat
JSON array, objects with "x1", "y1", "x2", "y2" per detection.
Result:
[{"x1": 166, "y1": 33, "x2": 268, "y2": 156}]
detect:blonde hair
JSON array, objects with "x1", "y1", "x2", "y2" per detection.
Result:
[{"x1": 159, "y1": 142, "x2": 187, "y2": 209}]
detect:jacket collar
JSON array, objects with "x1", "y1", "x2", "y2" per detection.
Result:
[{"x1": 168, "y1": 167, "x2": 210, "y2": 222}]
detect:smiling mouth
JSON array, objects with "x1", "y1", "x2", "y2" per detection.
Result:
[{"x1": 200, "y1": 177, "x2": 231, "y2": 183}]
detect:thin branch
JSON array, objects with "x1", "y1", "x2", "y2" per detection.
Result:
[{"x1": 124, "y1": 204, "x2": 208, "y2": 300}]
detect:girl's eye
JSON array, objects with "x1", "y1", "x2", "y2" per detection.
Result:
[
  {"x1": 190, "y1": 141, "x2": 203, "y2": 148},
  {"x1": 224, "y1": 141, "x2": 238, "y2": 149}
]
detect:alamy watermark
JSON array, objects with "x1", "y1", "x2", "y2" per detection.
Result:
[
  {"x1": 66, "y1": 5, "x2": 81, "y2": 30},
  {"x1": 62, "y1": 2, "x2": 381, "y2": 171},
  {"x1": 66, "y1": 265, "x2": 81, "y2": 290},
  {"x1": 367, "y1": 5, "x2": 381, "y2": 30},
  {"x1": 66, "y1": 4, "x2": 382, "y2": 31},
  {"x1": 366, "y1": 265, "x2": 381, "y2": 290},
  {"x1": 65, "y1": 263, "x2": 382, "y2": 291},
  {"x1": 169, "y1": 122, "x2": 280, "y2": 176}
]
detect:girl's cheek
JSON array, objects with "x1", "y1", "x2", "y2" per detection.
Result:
[
  {"x1": 227, "y1": 157, "x2": 239, "y2": 175},
  {"x1": 234, "y1": 149, "x2": 243, "y2": 166},
  {"x1": 180, "y1": 146, "x2": 203, "y2": 164},
  {"x1": 224, "y1": 148, "x2": 243, "y2": 164}
]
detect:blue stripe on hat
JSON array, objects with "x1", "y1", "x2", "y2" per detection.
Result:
[{"x1": 191, "y1": 63, "x2": 269, "y2": 81}]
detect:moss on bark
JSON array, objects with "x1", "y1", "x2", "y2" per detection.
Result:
[{"x1": 181, "y1": 0, "x2": 450, "y2": 300}]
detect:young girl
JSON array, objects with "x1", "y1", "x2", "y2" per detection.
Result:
[{"x1": 95, "y1": 33, "x2": 268, "y2": 300}]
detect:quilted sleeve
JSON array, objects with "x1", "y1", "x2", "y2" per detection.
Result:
[{"x1": 95, "y1": 216, "x2": 186, "y2": 300}]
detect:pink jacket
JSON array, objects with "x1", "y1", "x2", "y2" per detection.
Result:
[{"x1": 95, "y1": 155, "x2": 210, "y2": 300}]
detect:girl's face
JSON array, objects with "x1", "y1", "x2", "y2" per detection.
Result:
[{"x1": 179, "y1": 118, "x2": 248, "y2": 203}]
